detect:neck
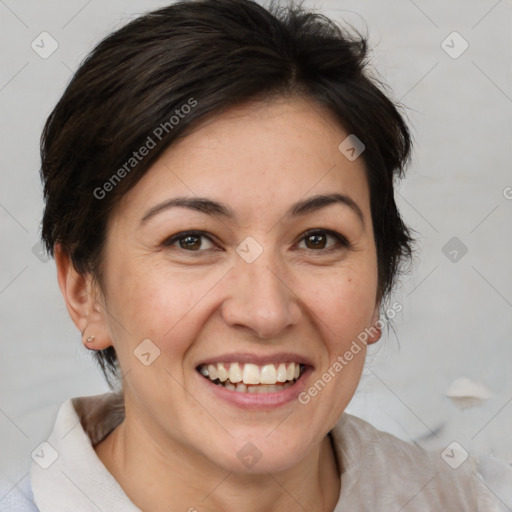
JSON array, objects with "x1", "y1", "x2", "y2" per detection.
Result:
[{"x1": 95, "y1": 406, "x2": 340, "y2": 512}]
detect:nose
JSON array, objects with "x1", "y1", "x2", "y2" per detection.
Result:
[{"x1": 220, "y1": 250, "x2": 302, "y2": 339}]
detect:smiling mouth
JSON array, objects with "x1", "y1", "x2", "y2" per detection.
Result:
[{"x1": 197, "y1": 362, "x2": 305, "y2": 393}]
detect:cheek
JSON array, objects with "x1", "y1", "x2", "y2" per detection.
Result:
[
  {"x1": 103, "y1": 256, "x2": 226, "y2": 357},
  {"x1": 301, "y1": 270, "x2": 376, "y2": 421},
  {"x1": 305, "y1": 266, "x2": 378, "y2": 345}
]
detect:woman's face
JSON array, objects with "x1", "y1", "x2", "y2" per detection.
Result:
[{"x1": 96, "y1": 96, "x2": 379, "y2": 473}]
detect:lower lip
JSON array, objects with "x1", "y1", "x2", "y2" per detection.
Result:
[{"x1": 197, "y1": 367, "x2": 313, "y2": 410}]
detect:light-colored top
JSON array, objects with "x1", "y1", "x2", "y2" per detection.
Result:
[{"x1": 1, "y1": 391, "x2": 511, "y2": 511}]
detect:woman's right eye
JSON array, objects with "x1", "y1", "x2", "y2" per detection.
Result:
[{"x1": 162, "y1": 231, "x2": 216, "y2": 251}]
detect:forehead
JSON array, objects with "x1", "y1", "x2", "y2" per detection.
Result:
[{"x1": 115, "y1": 96, "x2": 371, "y2": 225}]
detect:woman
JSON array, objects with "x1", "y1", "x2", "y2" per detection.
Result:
[{"x1": 5, "y1": 0, "x2": 510, "y2": 510}]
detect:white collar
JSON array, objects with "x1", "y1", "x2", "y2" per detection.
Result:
[
  {"x1": 30, "y1": 391, "x2": 490, "y2": 511},
  {"x1": 31, "y1": 391, "x2": 141, "y2": 512}
]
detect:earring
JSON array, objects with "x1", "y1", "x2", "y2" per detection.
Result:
[{"x1": 81, "y1": 328, "x2": 95, "y2": 344}]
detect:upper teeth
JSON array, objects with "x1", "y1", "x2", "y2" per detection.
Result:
[{"x1": 199, "y1": 362, "x2": 301, "y2": 385}]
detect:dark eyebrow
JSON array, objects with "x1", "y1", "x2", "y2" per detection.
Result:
[
  {"x1": 140, "y1": 193, "x2": 364, "y2": 226},
  {"x1": 288, "y1": 193, "x2": 364, "y2": 225}
]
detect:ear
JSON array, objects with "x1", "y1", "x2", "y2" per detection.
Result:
[
  {"x1": 54, "y1": 243, "x2": 112, "y2": 351},
  {"x1": 366, "y1": 303, "x2": 382, "y2": 345}
]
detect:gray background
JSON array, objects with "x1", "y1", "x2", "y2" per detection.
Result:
[{"x1": 1, "y1": 0, "x2": 511, "y2": 495}]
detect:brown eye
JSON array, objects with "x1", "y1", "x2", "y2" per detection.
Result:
[
  {"x1": 163, "y1": 231, "x2": 216, "y2": 251},
  {"x1": 179, "y1": 235, "x2": 202, "y2": 250},
  {"x1": 297, "y1": 229, "x2": 349, "y2": 251},
  {"x1": 305, "y1": 232, "x2": 328, "y2": 249}
]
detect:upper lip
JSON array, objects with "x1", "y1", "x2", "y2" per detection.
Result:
[{"x1": 196, "y1": 352, "x2": 314, "y2": 368}]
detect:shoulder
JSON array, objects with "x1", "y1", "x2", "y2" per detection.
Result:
[
  {"x1": 331, "y1": 413, "x2": 511, "y2": 511},
  {"x1": 0, "y1": 474, "x2": 39, "y2": 512}
]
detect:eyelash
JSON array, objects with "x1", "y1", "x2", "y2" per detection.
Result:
[{"x1": 161, "y1": 229, "x2": 350, "y2": 254}]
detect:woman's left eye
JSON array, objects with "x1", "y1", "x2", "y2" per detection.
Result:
[{"x1": 296, "y1": 229, "x2": 349, "y2": 251}]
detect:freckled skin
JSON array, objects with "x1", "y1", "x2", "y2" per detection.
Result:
[{"x1": 58, "y1": 96, "x2": 381, "y2": 512}]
